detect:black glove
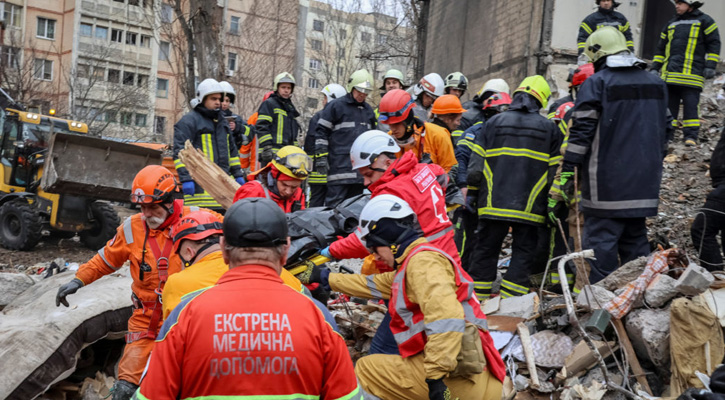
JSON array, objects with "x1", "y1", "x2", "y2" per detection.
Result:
[
  {"x1": 705, "y1": 68, "x2": 717, "y2": 79},
  {"x1": 426, "y1": 378, "x2": 456, "y2": 400},
  {"x1": 260, "y1": 146, "x2": 275, "y2": 165},
  {"x1": 56, "y1": 278, "x2": 84, "y2": 307},
  {"x1": 111, "y1": 379, "x2": 139, "y2": 400},
  {"x1": 420, "y1": 152, "x2": 433, "y2": 165},
  {"x1": 464, "y1": 192, "x2": 477, "y2": 213}
]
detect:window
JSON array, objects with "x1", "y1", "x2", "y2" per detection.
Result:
[
  {"x1": 156, "y1": 78, "x2": 168, "y2": 98},
  {"x1": 93, "y1": 66, "x2": 105, "y2": 80},
  {"x1": 159, "y1": 41, "x2": 170, "y2": 61},
  {"x1": 2, "y1": 47, "x2": 19, "y2": 70},
  {"x1": 305, "y1": 97, "x2": 318, "y2": 109},
  {"x1": 313, "y1": 19, "x2": 323, "y2": 32},
  {"x1": 37, "y1": 17, "x2": 56, "y2": 39},
  {"x1": 113, "y1": 0, "x2": 124, "y2": 2},
  {"x1": 137, "y1": 74, "x2": 148, "y2": 87},
  {"x1": 377, "y1": 34, "x2": 388, "y2": 45},
  {"x1": 309, "y1": 59, "x2": 321, "y2": 71},
  {"x1": 107, "y1": 68, "x2": 120, "y2": 83},
  {"x1": 361, "y1": 32, "x2": 371, "y2": 42},
  {"x1": 80, "y1": 23, "x2": 93, "y2": 37},
  {"x1": 161, "y1": 4, "x2": 173, "y2": 23},
  {"x1": 154, "y1": 116, "x2": 166, "y2": 134},
  {"x1": 111, "y1": 29, "x2": 123, "y2": 43},
  {"x1": 308, "y1": 78, "x2": 319, "y2": 89},
  {"x1": 123, "y1": 71, "x2": 135, "y2": 85},
  {"x1": 126, "y1": 32, "x2": 137, "y2": 45},
  {"x1": 128, "y1": 0, "x2": 139, "y2": 5},
  {"x1": 227, "y1": 52, "x2": 236, "y2": 72},
  {"x1": 229, "y1": 16, "x2": 240, "y2": 34},
  {"x1": 140, "y1": 35, "x2": 151, "y2": 48},
  {"x1": 95, "y1": 26, "x2": 108, "y2": 40},
  {"x1": 311, "y1": 39, "x2": 322, "y2": 51},
  {"x1": 339, "y1": 28, "x2": 347, "y2": 39},
  {"x1": 106, "y1": 110, "x2": 117, "y2": 122},
  {"x1": 4, "y1": 4, "x2": 21, "y2": 28},
  {"x1": 89, "y1": 108, "x2": 103, "y2": 122},
  {"x1": 33, "y1": 59, "x2": 53, "y2": 80},
  {"x1": 135, "y1": 113, "x2": 147, "y2": 127},
  {"x1": 120, "y1": 112, "x2": 133, "y2": 126},
  {"x1": 77, "y1": 64, "x2": 89, "y2": 78}
]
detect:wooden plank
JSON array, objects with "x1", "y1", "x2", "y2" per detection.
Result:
[
  {"x1": 613, "y1": 319, "x2": 652, "y2": 396},
  {"x1": 517, "y1": 322, "x2": 540, "y2": 388}
]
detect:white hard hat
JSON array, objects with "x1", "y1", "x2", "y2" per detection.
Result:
[
  {"x1": 219, "y1": 81, "x2": 236, "y2": 104},
  {"x1": 320, "y1": 83, "x2": 347, "y2": 102},
  {"x1": 477, "y1": 79, "x2": 510, "y2": 97},
  {"x1": 413, "y1": 73, "x2": 445, "y2": 98},
  {"x1": 350, "y1": 130, "x2": 400, "y2": 170},
  {"x1": 358, "y1": 194, "x2": 415, "y2": 242},
  {"x1": 196, "y1": 78, "x2": 224, "y2": 103}
]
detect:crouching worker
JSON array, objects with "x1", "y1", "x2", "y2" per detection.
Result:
[{"x1": 300, "y1": 194, "x2": 505, "y2": 399}]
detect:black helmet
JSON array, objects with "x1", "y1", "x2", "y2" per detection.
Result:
[{"x1": 223, "y1": 198, "x2": 288, "y2": 247}]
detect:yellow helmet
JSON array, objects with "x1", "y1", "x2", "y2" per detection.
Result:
[
  {"x1": 273, "y1": 72, "x2": 296, "y2": 91},
  {"x1": 585, "y1": 26, "x2": 629, "y2": 64},
  {"x1": 347, "y1": 69, "x2": 374, "y2": 94},
  {"x1": 514, "y1": 75, "x2": 551, "y2": 109},
  {"x1": 271, "y1": 146, "x2": 312, "y2": 179}
]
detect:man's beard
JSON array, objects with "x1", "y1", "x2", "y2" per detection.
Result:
[{"x1": 143, "y1": 215, "x2": 167, "y2": 229}]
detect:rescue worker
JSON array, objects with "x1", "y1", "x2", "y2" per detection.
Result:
[
  {"x1": 651, "y1": 0, "x2": 720, "y2": 146},
  {"x1": 240, "y1": 91, "x2": 273, "y2": 172},
  {"x1": 315, "y1": 69, "x2": 377, "y2": 206},
  {"x1": 256, "y1": 72, "x2": 301, "y2": 164},
  {"x1": 173, "y1": 78, "x2": 246, "y2": 211},
  {"x1": 411, "y1": 72, "x2": 445, "y2": 122},
  {"x1": 379, "y1": 88, "x2": 457, "y2": 173},
  {"x1": 444, "y1": 71, "x2": 468, "y2": 99},
  {"x1": 563, "y1": 27, "x2": 670, "y2": 283},
  {"x1": 547, "y1": 64, "x2": 594, "y2": 119},
  {"x1": 577, "y1": 0, "x2": 634, "y2": 58},
  {"x1": 304, "y1": 83, "x2": 347, "y2": 207},
  {"x1": 55, "y1": 165, "x2": 218, "y2": 400},
  {"x1": 301, "y1": 195, "x2": 505, "y2": 399},
  {"x1": 431, "y1": 94, "x2": 466, "y2": 138},
  {"x1": 467, "y1": 75, "x2": 562, "y2": 299},
  {"x1": 376, "y1": 69, "x2": 408, "y2": 132},
  {"x1": 220, "y1": 81, "x2": 253, "y2": 174},
  {"x1": 132, "y1": 198, "x2": 361, "y2": 400},
  {"x1": 234, "y1": 145, "x2": 311, "y2": 213},
  {"x1": 455, "y1": 78, "x2": 510, "y2": 144}
]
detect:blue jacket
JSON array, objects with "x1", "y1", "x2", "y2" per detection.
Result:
[{"x1": 453, "y1": 121, "x2": 483, "y2": 188}]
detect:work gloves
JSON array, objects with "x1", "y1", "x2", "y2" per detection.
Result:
[
  {"x1": 547, "y1": 171, "x2": 576, "y2": 227},
  {"x1": 260, "y1": 146, "x2": 275, "y2": 165},
  {"x1": 235, "y1": 176, "x2": 246, "y2": 186},
  {"x1": 705, "y1": 68, "x2": 717, "y2": 79},
  {"x1": 547, "y1": 197, "x2": 568, "y2": 227},
  {"x1": 111, "y1": 379, "x2": 139, "y2": 400},
  {"x1": 56, "y1": 278, "x2": 84, "y2": 307},
  {"x1": 297, "y1": 263, "x2": 324, "y2": 285},
  {"x1": 464, "y1": 190, "x2": 478, "y2": 213},
  {"x1": 320, "y1": 246, "x2": 332, "y2": 259},
  {"x1": 182, "y1": 181, "x2": 196, "y2": 196},
  {"x1": 426, "y1": 378, "x2": 457, "y2": 400}
]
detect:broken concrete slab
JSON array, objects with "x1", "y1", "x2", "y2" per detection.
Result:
[
  {"x1": 676, "y1": 263, "x2": 715, "y2": 296},
  {"x1": 491, "y1": 292, "x2": 539, "y2": 319},
  {"x1": 0, "y1": 272, "x2": 36, "y2": 309},
  {"x1": 576, "y1": 285, "x2": 616, "y2": 310},
  {"x1": 644, "y1": 274, "x2": 678, "y2": 307},
  {"x1": 596, "y1": 257, "x2": 648, "y2": 292},
  {"x1": 625, "y1": 308, "x2": 671, "y2": 371}
]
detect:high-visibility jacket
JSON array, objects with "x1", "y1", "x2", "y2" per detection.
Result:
[
  {"x1": 233, "y1": 176, "x2": 305, "y2": 214},
  {"x1": 239, "y1": 113, "x2": 260, "y2": 171},
  {"x1": 223, "y1": 108, "x2": 253, "y2": 151},
  {"x1": 329, "y1": 151, "x2": 458, "y2": 266},
  {"x1": 133, "y1": 265, "x2": 361, "y2": 400},
  {"x1": 315, "y1": 93, "x2": 376, "y2": 185},
  {"x1": 453, "y1": 121, "x2": 482, "y2": 189},
  {"x1": 577, "y1": 7, "x2": 634, "y2": 55},
  {"x1": 467, "y1": 93, "x2": 562, "y2": 226},
  {"x1": 304, "y1": 110, "x2": 327, "y2": 185},
  {"x1": 652, "y1": 9, "x2": 721, "y2": 90},
  {"x1": 395, "y1": 120, "x2": 457, "y2": 173},
  {"x1": 451, "y1": 107, "x2": 486, "y2": 146},
  {"x1": 327, "y1": 238, "x2": 505, "y2": 382},
  {"x1": 548, "y1": 102, "x2": 574, "y2": 202},
  {"x1": 255, "y1": 93, "x2": 300, "y2": 152}
]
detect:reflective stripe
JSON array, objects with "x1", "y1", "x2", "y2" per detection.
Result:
[
  {"x1": 315, "y1": 138, "x2": 328, "y2": 146},
  {"x1": 580, "y1": 22, "x2": 592, "y2": 34},
  {"x1": 276, "y1": 114, "x2": 284, "y2": 144},
  {"x1": 333, "y1": 121, "x2": 356, "y2": 131},
  {"x1": 572, "y1": 109, "x2": 599, "y2": 119},
  {"x1": 425, "y1": 225, "x2": 453, "y2": 242},
  {"x1": 229, "y1": 157, "x2": 241, "y2": 166},
  {"x1": 486, "y1": 147, "x2": 549, "y2": 162},
  {"x1": 366, "y1": 275, "x2": 383, "y2": 299},
  {"x1": 705, "y1": 23, "x2": 718, "y2": 35},
  {"x1": 682, "y1": 119, "x2": 700, "y2": 127},
  {"x1": 327, "y1": 173, "x2": 359, "y2": 182},
  {"x1": 567, "y1": 143, "x2": 588, "y2": 155},
  {"x1": 173, "y1": 159, "x2": 185, "y2": 168},
  {"x1": 501, "y1": 279, "x2": 528, "y2": 295},
  {"x1": 478, "y1": 207, "x2": 546, "y2": 224},
  {"x1": 189, "y1": 206, "x2": 200, "y2": 211},
  {"x1": 273, "y1": 108, "x2": 288, "y2": 117},
  {"x1": 581, "y1": 198, "x2": 659, "y2": 210},
  {"x1": 707, "y1": 53, "x2": 720, "y2": 62},
  {"x1": 683, "y1": 23, "x2": 700, "y2": 75},
  {"x1": 653, "y1": 55, "x2": 665, "y2": 63},
  {"x1": 257, "y1": 115, "x2": 273, "y2": 122},
  {"x1": 525, "y1": 171, "x2": 549, "y2": 214},
  {"x1": 239, "y1": 153, "x2": 250, "y2": 159},
  {"x1": 577, "y1": 42, "x2": 586, "y2": 49},
  {"x1": 549, "y1": 155, "x2": 562, "y2": 166},
  {"x1": 98, "y1": 248, "x2": 121, "y2": 271},
  {"x1": 123, "y1": 217, "x2": 134, "y2": 244},
  {"x1": 670, "y1": 20, "x2": 700, "y2": 27},
  {"x1": 317, "y1": 119, "x2": 333, "y2": 129},
  {"x1": 425, "y1": 318, "x2": 466, "y2": 336}
]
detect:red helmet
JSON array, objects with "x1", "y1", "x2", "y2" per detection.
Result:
[
  {"x1": 378, "y1": 89, "x2": 415, "y2": 125},
  {"x1": 571, "y1": 63, "x2": 594, "y2": 88},
  {"x1": 553, "y1": 101, "x2": 575, "y2": 122},
  {"x1": 170, "y1": 210, "x2": 223, "y2": 254},
  {"x1": 482, "y1": 92, "x2": 512, "y2": 112},
  {"x1": 262, "y1": 91, "x2": 273, "y2": 102},
  {"x1": 130, "y1": 165, "x2": 177, "y2": 204}
]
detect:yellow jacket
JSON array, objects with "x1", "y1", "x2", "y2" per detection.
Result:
[
  {"x1": 394, "y1": 122, "x2": 457, "y2": 173},
  {"x1": 328, "y1": 238, "x2": 464, "y2": 379}
]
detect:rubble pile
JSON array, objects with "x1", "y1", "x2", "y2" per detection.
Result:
[{"x1": 329, "y1": 298, "x2": 387, "y2": 362}]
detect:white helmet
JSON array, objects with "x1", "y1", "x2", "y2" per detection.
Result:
[
  {"x1": 196, "y1": 78, "x2": 224, "y2": 103},
  {"x1": 476, "y1": 78, "x2": 510, "y2": 99},
  {"x1": 358, "y1": 194, "x2": 416, "y2": 242},
  {"x1": 321, "y1": 83, "x2": 347, "y2": 102},
  {"x1": 219, "y1": 81, "x2": 236, "y2": 104},
  {"x1": 350, "y1": 130, "x2": 400, "y2": 170},
  {"x1": 413, "y1": 73, "x2": 445, "y2": 98}
]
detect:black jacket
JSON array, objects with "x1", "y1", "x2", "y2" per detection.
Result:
[
  {"x1": 315, "y1": 93, "x2": 376, "y2": 185},
  {"x1": 222, "y1": 108, "x2": 252, "y2": 150},
  {"x1": 452, "y1": 107, "x2": 486, "y2": 146},
  {"x1": 305, "y1": 108, "x2": 325, "y2": 185},
  {"x1": 652, "y1": 9, "x2": 720, "y2": 89},
  {"x1": 578, "y1": 7, "x2": 634, "y2": 55},
  {"x1": 711, "y1": 128, "x2": 725, "y2": 189},
  {"x1": 547, "y1": 94, "x2": 574, "y2": 119},
  {"x1": 255, "y1": 93, "x2": 300, "y2": 150}
]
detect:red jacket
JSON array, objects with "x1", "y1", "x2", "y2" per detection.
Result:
[
  {"x1": 136, "y1": 265, "x2": 360, "y2": 399},
  {"x1": 234, "y1": 179, "x2": 305, "y2": 213},
  {"x1": 329, "y1": 152, "x2": 458, "y2": 264}
]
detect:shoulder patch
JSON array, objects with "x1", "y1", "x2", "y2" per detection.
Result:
[{"x1": 412, "y1": 165, "x2": 436, "y2": 193}]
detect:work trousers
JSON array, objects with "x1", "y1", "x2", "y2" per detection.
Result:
[
  {"x1": 468, "y1": 219, "x2": 541, "y2": 299},
  {"x1": 369, "y1": 307, "x2": 401, "y2": 356},
  {"x1": 583, "y1": 216, "x2": 649, "y2": 284},
  {"x1": 453, "y1": 207, "x2": 478, "y2": 269},
  {"x1": 308, "y1": 184, "x2": 327, "y2": 208},
  {"x1": 691, "y1": 197, "x2": 725, "y2": 271},
  {"x1": 118, "y1": 308, "x2": 161, "y2": 385},
  {"x1": 324, "y1": 184, "x2": 364, "y2": 207},
  {"x1": 668, "y1": 84, "x2": 702, "y2": 142}
]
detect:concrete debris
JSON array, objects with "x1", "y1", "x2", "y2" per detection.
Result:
[
  {"x1": 0, "y1": 272, "x2": 36, "y2": 309},
  {"x1": 491, "y1": 292, "x2": 539, "y2": 319},
  {"x1": 595, "y1": 257, "x2": 648, "y2": 292},
  {"x1": 576, "y1": 285, "x2": 616, "y2": 309},
  {"x1": 644, "y1": 274, "x2": 679, "y2": 307},
  {"x1": 676, "y1": 263, "x2": 715, "y2": 296},
  {"x1": 511, "y1": 330, "x2": 574, "y2": 368},
  {"x1": 625, "y1": 308, "x2": 672, "y2": 372}
]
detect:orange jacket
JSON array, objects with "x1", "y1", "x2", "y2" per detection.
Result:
[
  {"x1": 240, "y1": 113, "x2": 259, "y2": 170},
  {"x1": 394, "y1": 122, "x2": 457, "y2": 173}
]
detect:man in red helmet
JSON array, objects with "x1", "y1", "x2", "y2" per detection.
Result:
[
  {"x1": 54, "y1": 165, "x2": 220, "y2": 400},
  {"x1": 547, "y1": 63, "x2": 594, "y2": 119}
]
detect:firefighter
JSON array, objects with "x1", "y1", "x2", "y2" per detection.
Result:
[
  {"x1": 444, "y1": 71, "x2": 468, "y2": 99},
  {"x1": 467, "y1": 75, "x2": 562, "y2": 299},
  {"x1": 547, "y1": 64, "x2": 594, "y2": 119},
  {"x1": 133, "y1": 198, "x2": 360, "y2": 400},
  {"x1": 379, "y1": 88, "x2": 457, "y2": 173},
  {"x1": 376, "y1": 69, "x2": 408, "y2": 132},
  {"x1": 173, "y1": 78, "x2": 246, "y2": 211},
  {"x1": 233, "y1": 145, "x2": 311, "y2": 213},
  {"x1": 411, "y1": 72, "x2": 445, "y2": 122},
  {"x1": 301, "y1": 195, "x2": 505, "y2": 400},
  {"x1": 304, "y1": 83, "x2": 347, "y2": 207},
  {"x1": 315, "y1": 69, "x2": 377, "y2": 206},
  {"x1": 220, "y1": 81, "x2": 253, "y2": 174},
  {"x1": 430, "y1": 94, "x2": 467, "y2": 138},
  {"x1": 256, "y1": 72, "x2": 301, "y2": 164},
  {"x1": 455, "y1": 78, "x2": 510, "y2": 144},
  {"x1": 55, "y1": 165, "x2": 219, "y2": 400},
  {"x1": 563, "y1": 27, "x2": 670, "y2": 283},
  {"x1": 577, "y1": 0, "x2": 634, "y2": 58},
  {"x1": 651, "y1": 0, "x2": 720, "y2": 146},
  {"x1": 240, "y1": 91, "x2": 273, "y2": 172},
  {"x1": 692, "y1": 129, "x2": 725, "y2": 271}
]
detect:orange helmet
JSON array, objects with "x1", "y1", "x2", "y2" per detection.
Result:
[
  {"x1": 130, "y1": 165, "x2": 178, "y2": 204},
  {"x1": 170, "y1": 210, "x2": 223, "y2": 254},
  {"x1": 571, "y1": 63, "x2": 595, "y2": 88},
  {"x1": 553, "y1": 101, "x2": 575, "y2": 122},
  {"x1": 378, "y1": 89, "x2": 415, "y2": 125},
  {"x1": 431, "y1": 94, "x2": 466, "y2": 115}
]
